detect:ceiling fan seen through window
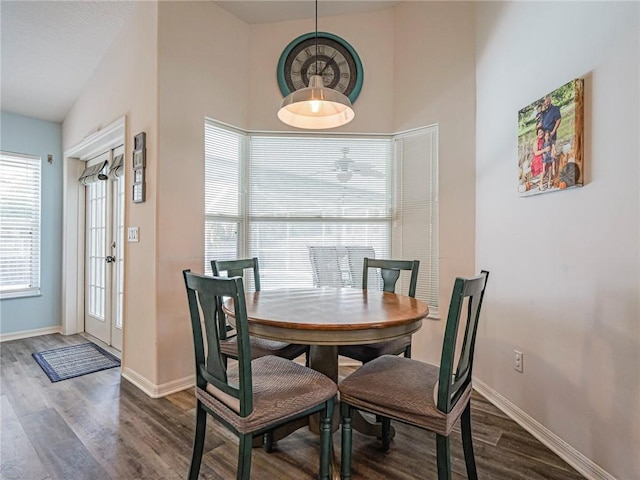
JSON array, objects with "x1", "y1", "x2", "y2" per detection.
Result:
[{"x1": 331, "y1": 147, "x2": 383, "y2": 183}]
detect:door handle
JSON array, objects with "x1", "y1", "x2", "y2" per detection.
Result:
[{"x1": 105, "y1": 256, "x2": 116, "y2": 263}]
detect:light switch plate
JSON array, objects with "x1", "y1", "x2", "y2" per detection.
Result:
[
  {"x1": 514, "y1": 350, "x2": 523, "y2": 373},
  {"x1": 127, "y1": 227, "x2": 139, "y2": 242}
]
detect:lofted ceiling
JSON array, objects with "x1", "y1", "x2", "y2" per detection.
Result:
[
  {"x1": 0, "y1": 1, "x2": 399, "y2": 124},
  {"x1": 1, "y1": 1, "x2": 136, "y2": 123},
  {"x1": 213, "y1": 1, "x2": 400, "y2": 25}
]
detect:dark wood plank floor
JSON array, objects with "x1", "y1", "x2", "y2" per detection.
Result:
[{"x1": 0, "y1": 334, "x2": 585, "y2": 480}]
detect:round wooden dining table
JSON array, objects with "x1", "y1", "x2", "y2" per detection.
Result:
[{"x1": 224, "y1": 287, "x2": 429, "y2": 446}]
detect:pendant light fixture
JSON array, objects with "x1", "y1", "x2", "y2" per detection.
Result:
[{"x1": 277, "y1": 0, "x2": 355, "y2": 129}]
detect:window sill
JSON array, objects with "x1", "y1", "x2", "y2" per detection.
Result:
[
  {"x1": 426, "y1": 309, "x2": 440, "y2": 321},
  {"x1": 0, "y1": 290, "x2": 41, "y2": 301}
]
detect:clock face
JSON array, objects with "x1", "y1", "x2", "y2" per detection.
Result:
[{"x1": 277, "y1": 32, "x2": 363, "y2": 103}]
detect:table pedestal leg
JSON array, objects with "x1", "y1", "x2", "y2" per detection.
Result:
[
  {"x1": 309, "y1": 344, "x2": 339, "y2": 381},
  {"x1": 308, "y1": 345, "x2": 395, "y2": 440}
]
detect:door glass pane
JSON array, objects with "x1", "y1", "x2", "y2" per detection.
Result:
[{"x1": 87, "y1": 181, "x2": 106, "y2": 319}]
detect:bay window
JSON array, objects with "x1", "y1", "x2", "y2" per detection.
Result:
[{"x1": 204, "y1": 120, "x2": 438, "y2": 309}]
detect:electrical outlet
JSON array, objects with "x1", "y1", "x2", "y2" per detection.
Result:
[{"x1": 514, "y1": 350, "x2": 523, "y2": 372}]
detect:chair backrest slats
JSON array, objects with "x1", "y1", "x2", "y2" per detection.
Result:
[
  {"x1": 362, "y1": 258, "x2": 420, "y2": 297},
  {"x1": 437, "y1": 270, "x2": 489, "y2": 414},
  {"x1": 184, "y1": 273, "x2": 212, "y2": 389},
  {"x1": 211, "y1": 258, "x2": 260, "y2": 341},
  {"x1": 183, "y1": 270, "x2": 254, "y2": 416},
  {"x1": 308, "y1": 246, "x2": 345, "y2": 287},
  {"x1": 212, "y1": 258, "x2": 261, "y2": 292},
  {"x1": 345, "y1": 246, "x2": 376, "y2": 288}
]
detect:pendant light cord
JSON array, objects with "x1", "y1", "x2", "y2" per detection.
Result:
[{"x1": 315, "y1": 0, "x2": 318, "y2": 74}]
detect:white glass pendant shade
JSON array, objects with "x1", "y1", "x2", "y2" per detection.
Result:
[{"x1": 278, "y1": 75, "x2": 355, "y2": 129}]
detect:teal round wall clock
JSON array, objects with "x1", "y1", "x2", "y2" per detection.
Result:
[{"x1": 277, "y1": 32, "x2": 364, "y2": 104}]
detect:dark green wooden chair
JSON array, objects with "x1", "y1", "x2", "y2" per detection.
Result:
[
  {"x1": 338, "y1": 258, "x2": 420, "y2": 363},
  {"x1": 183, "y1": 270, "x2": 337, "y2": 480},
  {"x1": 212, "y1": 258, "x2": 308, "y2": 362},
  {"x1": 339, "y1": 270, "x2": 489, "y2": 480}
]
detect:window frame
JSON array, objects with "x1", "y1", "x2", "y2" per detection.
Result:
[
  {"x1": 204, "y1": 119, "x2": 438, "y2": 308},
  {"x1": 0, "y1": 151, "x2": 42, "y2": 299}
]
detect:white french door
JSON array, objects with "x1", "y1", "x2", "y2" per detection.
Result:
[{"x1": 84, "y1": 146, "x2": 124, "y2": 350}]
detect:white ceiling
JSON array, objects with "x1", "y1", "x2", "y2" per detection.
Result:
[
  {"x1": 213, "y1": 1, "x2": 400, "y2": 25},
  {"x1": 0, "y1": 1, "x2": 399, "y2": 123},
  {"x1": 1, "y1": 1, "x2": 137, "y2": 123}
]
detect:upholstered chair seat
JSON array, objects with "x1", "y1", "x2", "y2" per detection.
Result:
[
  {"x1": 339, "y1": 355, "x2": 472, "y2": 435},
  {"x1": 220, "y1": 336, "x2": 309, "y2": 361},
  {"x1": 199, "y1": 355, "x2": 336, "y2": 434}
]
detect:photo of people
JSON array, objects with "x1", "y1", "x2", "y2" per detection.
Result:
[{"x1": 517, "y1": 79, "x2": 584, "y2": 196}]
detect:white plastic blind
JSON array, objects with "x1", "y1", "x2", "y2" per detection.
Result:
[
  {"x1": 395, "y1": 126, "x2": 439, "y2": 311},
  {"x1": 204, "y1": 122, "x2": 244, "y2": 276},
  {"x1": 0, "y1": 151, "x2": 41, "y2": 298},
  {"x1": 247, "y1": 135, "x2": 391, "y2": 289},
  {"x1": 204, "y1": 120, "x2": 393, "y2": 291}
]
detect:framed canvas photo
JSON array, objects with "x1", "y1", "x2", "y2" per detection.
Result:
[{"x1": 517, "y1": 79, "x2": 584, "y2": 196}]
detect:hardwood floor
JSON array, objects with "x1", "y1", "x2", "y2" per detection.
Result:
[{"x1": 1, "y1": 334, "x2": 585, "y2": 480}]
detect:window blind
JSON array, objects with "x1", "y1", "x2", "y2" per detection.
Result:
[
  {"x1": 247, "y1": 135, "x2": 391, "y2": 289},
  {"x1": 395, "y1": 126, "x2": 439, "y2": 311},
  {"x1": 108, "y1": 154, "x2": 124, "y2": 179},
  {"x1": 0, "y1": 151, "x2": 41, "y2": 298},
  {"x1": 204, "y1": 122, "x2": 244, "y2": 276},
  {"x1": 79, "y1": 160, "x2": 108, "y2": 185},
  {"x1": 204, "y1": 120, "x2": 438, "y2": 304}
]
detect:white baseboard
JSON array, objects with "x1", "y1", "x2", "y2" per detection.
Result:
[
  {"x1": 473, "y1": 379, "x2": 616, "y2": 480},
  {"x1": 124, "y1": 360, "x2": 355, "y2": 398},
  {"x1": 0, "y1": 326, "x2": 62, "y2": 343},
  {"x1": 121, "y1": 367, "x2": 195, "y2": 399}
]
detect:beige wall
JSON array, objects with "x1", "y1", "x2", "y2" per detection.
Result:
[
  {"x1": 474, "y1": 2, "x2": 640, "y2": 478},
  {"x1": 156, "y1": 1, "x2": 250, "y2": 384},
  {"x1": 249, "y1": 8, "x2": 395, "y2": 133},
  {"x1": 393, "y1": 2, "x2": 477, "y2": 365},
  {"x1": 62, "y1": 2, "x2": 159, "y2": 382},
  {"x1": 62, "y1": 0, "x2": 251, "y2": 389}
]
